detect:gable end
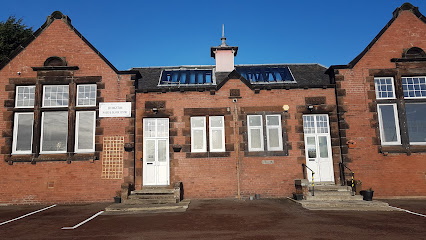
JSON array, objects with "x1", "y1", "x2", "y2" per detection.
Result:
[
  {"x1": 329, "y1": 2, "x2": 426, "y2": 71},
  {"x1": 0, "y1": 11, "x2": 135, "y2": 75}
]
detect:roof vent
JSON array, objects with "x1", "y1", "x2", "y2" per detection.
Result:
[
  {"x1": 44, "y1": 56, "x2": 67, "y2": 66},
  {"x1": 403, "y1": 47, "x2": 426, "y2": 58},
  {"x1": 211, "y1": 25, "x2": 238, "y2": 72}
]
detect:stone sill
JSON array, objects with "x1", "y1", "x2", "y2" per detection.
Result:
[
  {"x1": 5, "y1": 153, "x2": 98, "y2": 163},
  {"x1": 379, "y1": 145, "x2": 426, "y2": 155}
]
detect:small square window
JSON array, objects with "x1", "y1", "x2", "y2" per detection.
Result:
[
  {"x1": 77, "y1": 84, "x2": 97, "y2": 106},
  {"x1": 374, "y1": 77, "x2": 395, "y2": 99},
  {"x1": 43, "y1": 85, "x2": 69, "y2": 107},
  {"x1": 15, "y1": 86, "x2": 35, "y2": 108},
  {"x1": 402, "y1": 77, "x2": 426, "y2": 99}
]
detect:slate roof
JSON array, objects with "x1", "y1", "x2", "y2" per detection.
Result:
[{"x1": 133, "y1": 64, "x2": 331, "y2": 93}]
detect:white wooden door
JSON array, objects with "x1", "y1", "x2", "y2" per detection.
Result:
[
  {"x1": 303, "y1": 115, "x2": 334, "y2": 183},
  {"x1": 143, "y1": 118, "x2": 169, "y2": 186}
]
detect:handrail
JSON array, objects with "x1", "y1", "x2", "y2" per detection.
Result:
[
  {"x1": 339, "y1": 162, "x2": 355, "y2": 196},
  {"x1": 302, "y1": 164, "x2": 315, "y2": 196}
]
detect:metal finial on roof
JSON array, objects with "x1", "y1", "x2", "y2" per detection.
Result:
[{"x1": 220, "y1": 24, "x2": 228, "y2": 47}]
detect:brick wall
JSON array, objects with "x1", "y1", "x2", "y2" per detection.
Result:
[
  {"x1": 135, "y1": 79, "x2": 337, "y2": 198},
  {"x1": 0, "y1": 17, "x2": 135, "y2": 204},
  {"x1": 334, "y1": 10, "x2": 426, "y2": 197}
]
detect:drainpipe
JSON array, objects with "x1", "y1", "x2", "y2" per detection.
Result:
[
  {"x1": 233, "y1": 100, "x2": 241, "y2": 199},
  {"x1": 331, "y1": 69, "x2": 346, "y2": 186}
]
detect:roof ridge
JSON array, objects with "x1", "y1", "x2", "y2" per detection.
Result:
[
  {"x1": 236, "y1": 63, "x2": 326, "y2": 67},
  {"x1": 132, "y1": 65, "x2": 214, "y2": 69},
  {"x1": 132, "y1": 63, "x2": 327, "y2": 69}
]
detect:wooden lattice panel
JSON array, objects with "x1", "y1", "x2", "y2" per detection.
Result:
[{"x1": 102, "y1": 136, "x2": 124, "y2": 179}]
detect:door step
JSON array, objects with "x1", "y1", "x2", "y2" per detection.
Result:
[
  {"x1": 293, "y1": 182, "x2": 398, "y2": 211},
  {"x1": 105, "y1": 184, "x2": 187, "y2": 213},
  {"x1": 309, "y1": 185, "x2": 351, "y2": 191},
  {"x1": 305, "y1": 185, "x2": 360, "y2": 200},
  {"x1": 131, "y1": 188, "x2": 175, "y2": 195},
  {"x1": 105, "y1": 199, "x2": 190, "y2": 214},
  {"x1": 305, "y1": 195, "x2": 363, "y2": 201},
  {"x1": 125, "y1": 198, "x2": 179, "y2": 204},
  {"x1": 293, "y1": 199, "x2": 398, "y2": 211}
]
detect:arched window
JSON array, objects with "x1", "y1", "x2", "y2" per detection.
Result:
[
  {"x1": 43, "y1": 56, "x2": 67, "y2": 66},
  {"x1": 403, "y1": 47, "x2": 426, "y2": 58}
]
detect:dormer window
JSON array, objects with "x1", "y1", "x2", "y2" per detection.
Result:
[
  {"x1": 159, "y1": 69, "x2": 214, "y2": 85},
  {"x1": 237, "y1": 67, "x2": 295, "y2": 83}
]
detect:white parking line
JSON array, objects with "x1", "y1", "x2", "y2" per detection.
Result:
[
  {"x1": 0, "y1": 204, "x2": 56, "y2": 226},
  {"x1": 61, "y1": 211, "x2": 104, "y2": 230},
  {"x1": 390, "y1": 206, "x2": 426, "y2": 218}
]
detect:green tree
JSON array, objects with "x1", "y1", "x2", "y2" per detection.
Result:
[{"x1": 0, "y1": 16, "x2": 33, "y2": 63}]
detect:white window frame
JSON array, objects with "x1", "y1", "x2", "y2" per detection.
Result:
[
  {"x1": 266, "y1": 115, "x2": 283, "y2": 151},
  {"x1": 247, "y1": 115, "x2": 264, "y2": 152},
  {"x1": 40, "y1": 111, "x2": 68, "y2": 154},
  {"x1": 374, "y1": 77, "x2": 396, "y2": 100},
  {"x1": 15, "y1": 86, "x2": 35, "y2": 108},
  {"x1": 42, "y1": 85, "x2": 69, "y2": 108},
  {"x1": 12, "y1": 112, "x2": 34, "y2": 154},
  {"x1": 75, "y1": 111, "x2": 96, "y2": 153},
  {"x1": 405, "y1": 103, "x2": 426, "y2": 145},
  {"x1": 76, "y1": 84, "x2": 97, "y2": 107},
  {"x1": 191, "y1": 116, "x2": 207, "y2": 152},
  {"x1": 209, "y1": 116, "x2": 225, "y2": 152},
  {"x1": 377, "y1": 103, "x2": 401, "y2": 145},
  {"x1": 402, "y1": 76, "x2": 426, "y2": 99}
]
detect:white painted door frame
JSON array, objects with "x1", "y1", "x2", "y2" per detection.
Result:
[
  {"x1": 303, "y1": 114, "x2": 334, "y2": 183},
  {"x1": 143, "y1": 118, "x2": 170, "y2": 186}
]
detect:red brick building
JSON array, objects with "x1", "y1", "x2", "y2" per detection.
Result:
[
  {"x1": 0, "y1": 12, "x2": 137, "y2": 204},
  {"x1": 327, "y1": 3, "x2": 426, "y2": 197},
  {"x1": 0, "y1": 3, "x2": 425, "y2": 204},
  {"x1": 133, "y1": 63, "x2": 338, "y2": 199}
]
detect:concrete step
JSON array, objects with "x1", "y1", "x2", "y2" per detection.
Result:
[
  {"x1": 128, "y1": 194, "x2": 176, "y2": 200},
  {"x1": 309, "y1": 185, "x2": 351, "y2": 192},
  {"x1": 131, "y1": 188, "x2": 174, "y2": 195},
  {"x1": 305, "y1": 194, "x2": 363, "y2": 201},
  {"x1": 293, "y1": 199, "x2": 399, "y2": 211},
  {"x1": 309, "y1": 190, "x2": 354, "y2": 196},
  {"x1": 124, "y1": 198, "x2": 178, "y2": 205},
  {"x1": 105, "y1": 199, "x2": 190, "y2": 214}
]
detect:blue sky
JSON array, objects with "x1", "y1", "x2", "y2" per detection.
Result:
[{"x1": 2, "y1": 0, "x2": 426, "y2": 70}]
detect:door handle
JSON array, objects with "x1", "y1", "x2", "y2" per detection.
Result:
[{"x1": 147, "y1": 163, "x2": 153, "y2": 165}]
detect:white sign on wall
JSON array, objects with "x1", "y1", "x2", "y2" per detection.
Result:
[{"x1": 99, "y1": 102, "x2": 132, "y2": 118}]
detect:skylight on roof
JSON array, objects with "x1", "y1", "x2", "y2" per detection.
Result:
[
  {"x1": 159, "y1": 70, "x2": 214, "y2": 85},
  {"x1": 237, "y1": 67, "x2": 295, "y2": 83}
]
